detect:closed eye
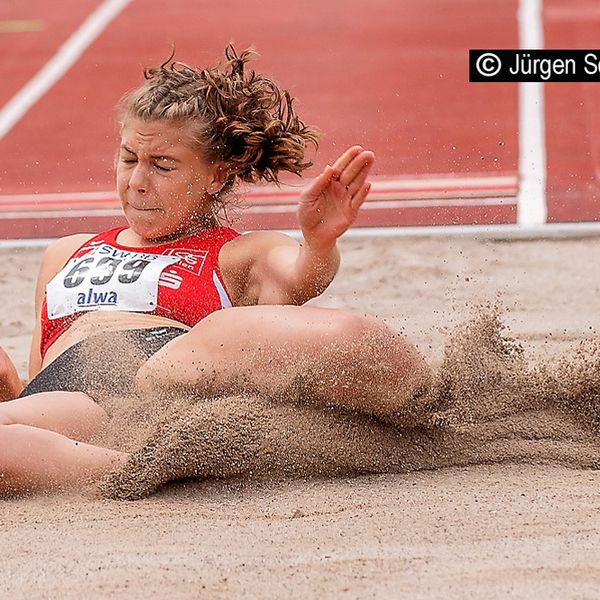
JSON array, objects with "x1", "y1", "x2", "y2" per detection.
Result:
[
  {"x1": 120, "y1": 158, "x2": 174, "y2": 172},
  {"x1": 154, "y1": 163, "x2": 175, "y2": 172}
]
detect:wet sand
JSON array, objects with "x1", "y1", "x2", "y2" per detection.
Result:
[{"x1": 2, "y1": 235, "x2": 600, "y2": 598}]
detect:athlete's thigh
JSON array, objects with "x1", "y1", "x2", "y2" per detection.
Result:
[
  {"x1": 160, "y1": 305, "x2": 359, "y2": 364},
  {"x1": 0, "y1": 391, "x2": 109, "y2": 442},
  {"x1": 137, "y1": 304, "x2": 373, "y2": 395}
]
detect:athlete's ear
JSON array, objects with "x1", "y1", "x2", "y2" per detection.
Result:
[{"x1": 207, "y1": 163, "x2": 230, "y2": 194}]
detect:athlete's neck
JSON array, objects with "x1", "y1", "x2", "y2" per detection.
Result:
[{"x1": 125, "y1": 216, "x2": 219, "y2": 247}]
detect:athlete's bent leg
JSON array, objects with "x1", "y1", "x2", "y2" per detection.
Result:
[
  {"x1": 0, "y1": 391, "x2": 125, "y2": 496},
  {"x1": 135, "y1": 306, "x2": 433, "y2": 426},
  {"x1": 0, "y1": 390, "x2": 109, "y2": 440},
  {"x1": 0, "y1": 422, "x2": 127, "y2": 496}
]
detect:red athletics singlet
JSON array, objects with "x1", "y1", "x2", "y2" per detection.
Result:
[{"x1": 40, "y1": 225, "x2": 240, "y2": 360}]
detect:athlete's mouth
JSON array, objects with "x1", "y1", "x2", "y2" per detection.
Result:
[{"x1": 128, "y1": 204, "x2": 161, "y2": 211}]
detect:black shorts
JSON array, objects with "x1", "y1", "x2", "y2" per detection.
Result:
[{"x1": 18, "y1": 327, "x2": 187, "y2": 401}]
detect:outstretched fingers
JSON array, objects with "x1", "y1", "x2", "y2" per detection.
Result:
[
  {"x1": 330, "y1": 145, "x2": 364, "y2": 179},
  {"x1": 339, "y1": 150, "x2": 375, "y2": 197},
  {"x1": 301, "y1": 146, "x2": 375, "y2": 211}
]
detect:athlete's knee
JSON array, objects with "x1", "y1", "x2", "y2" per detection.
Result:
[
  {"x1": 327, "y1": 311, "x2": 378, "y2": 346},
  {"x1": 386, "y1": 335, "x2": 433, "y2": 393},
  {"x1": 355, "y1": 319, "x2": 433, "y2": 404}
]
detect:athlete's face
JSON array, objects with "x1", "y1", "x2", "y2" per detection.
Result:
[{"x1": 116, "y1": 118, "x2": 222, "y2": 240}]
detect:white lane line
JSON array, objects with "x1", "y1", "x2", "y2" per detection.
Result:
[
  {"x1": 285, "y1": 222, "x2": 600, "y2": 240},
  {"x1": 0, "y1": 238, "x2": 55, "y2": 249},
  {"x1": 0, "y1": 0, "x2": 132, "y2": 140},
  {"x1": 516, "y1": 0, "x2": 547, "y2": 227},
  {"x1": 5, "y1": 221, "x2": 600, "y2": 250}
]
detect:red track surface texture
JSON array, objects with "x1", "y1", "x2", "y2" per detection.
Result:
[
  {"x1": 1, "y1": 0, "x2": 595, "y2": 238},
  {"x1": 545, "y1": 0, "x2": 600, "y2": 222}
]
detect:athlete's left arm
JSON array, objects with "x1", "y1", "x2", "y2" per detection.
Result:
[{"x1": 244, "y1": 146, "x2": 375, "y2": 305}]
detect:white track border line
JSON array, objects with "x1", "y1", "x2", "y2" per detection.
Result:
[
  {"x1": 516, "y1": 0, "x2": 547, "y2": 227},
  {"x1": 0, "y1": 0, "x2": 132, "y2": 140},
  {"x1": 5, "y1": 222, "x2": 600, "y2": 250}
]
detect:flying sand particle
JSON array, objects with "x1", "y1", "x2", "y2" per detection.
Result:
[{"x1": 91, "y1": 306, "x2": 600, "y2": 501}]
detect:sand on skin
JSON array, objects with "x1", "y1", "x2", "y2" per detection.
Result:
[{"x1": 2, "y1": 235, "x2": 600, "y2": 598}]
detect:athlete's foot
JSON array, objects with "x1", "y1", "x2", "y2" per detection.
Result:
[{"x1": 0, "y1": 345, "x2": 24, "y2": 401}]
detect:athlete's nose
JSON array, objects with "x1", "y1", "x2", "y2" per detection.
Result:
[{"x1": 128, "y1": 163, "x2": 148, "y2": 194}]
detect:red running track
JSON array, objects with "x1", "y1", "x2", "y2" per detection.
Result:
[
  {"x1": 5, "y1": 0, "x2": 595, "y2": 238},
  {"x1": 545, "y1": 0, "x2": 600, "y2": 222}
]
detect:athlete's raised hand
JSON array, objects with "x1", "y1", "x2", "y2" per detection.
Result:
[{"x1": 298, "y1": 145, "x2": 375, "y2": 249}]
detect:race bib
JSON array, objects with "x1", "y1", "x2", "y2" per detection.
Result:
[{"x1": 46, "y1": 244, "x2": 181, "y2": 320}]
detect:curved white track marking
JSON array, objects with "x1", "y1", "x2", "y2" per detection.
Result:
[
  {"x1": 0, "y1": 0, "x2": 132, "y2": 140},
  {"x1": 516, "y1": 0, "x2": 547, "y2": 227}
]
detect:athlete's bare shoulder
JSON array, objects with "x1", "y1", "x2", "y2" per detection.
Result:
[
  {"x1": 28, "y1": 232, "x2": 97, "y2": 379},
  {"x1": 42, "y1": 233, "x2": 96, "y2": 269},
  {"x1": 36, "y1": 233, "x2": 97, "y2": 294},
  {"x1": 47, "y1": 232, "x2": 97, "y2": 252}
]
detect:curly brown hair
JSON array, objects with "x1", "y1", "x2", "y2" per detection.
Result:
[{"x1": 119, "y1": 45, "x2": 320, "y2": 202}]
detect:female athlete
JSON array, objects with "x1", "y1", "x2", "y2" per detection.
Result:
[{"x1": 0, "y1": 47, "x2": 432, "y2": 495}]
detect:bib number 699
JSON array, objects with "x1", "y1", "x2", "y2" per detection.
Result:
[{"x1": 63, "y1": 257, "x2": 151, "y2": 288}]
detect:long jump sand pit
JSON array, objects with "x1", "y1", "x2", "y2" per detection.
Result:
[{"x1": 2, "y1": 234, "x2": 600, "y2": 598}]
